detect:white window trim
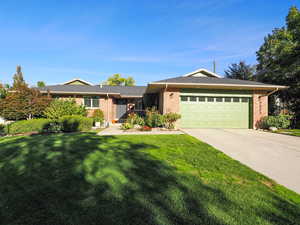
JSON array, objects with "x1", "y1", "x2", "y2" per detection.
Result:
[{"x1": 83, "y1": 96, "x2": 100, "y2": 109}]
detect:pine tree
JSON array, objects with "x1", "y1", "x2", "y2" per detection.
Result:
[{"x1": 12, "y1": 65, "x2": 26, "y2": 89}]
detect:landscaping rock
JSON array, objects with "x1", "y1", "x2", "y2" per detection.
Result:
[{"x1": 269, "y1": 127, "x2": 278, "y2": 132}]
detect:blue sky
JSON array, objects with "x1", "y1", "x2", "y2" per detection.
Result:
[{"x1": 0, "y1": 0, "x2": 298, "y2": 86}]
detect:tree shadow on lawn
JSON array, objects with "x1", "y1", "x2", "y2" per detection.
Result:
[{"x1": 0, "y1": 133, "x2": 299, "y2": 225}]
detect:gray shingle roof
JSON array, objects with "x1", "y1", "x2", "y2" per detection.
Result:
[
  {"x1": 153, "y1": 76, "x2": 278, "y2": 86},
  {"x1": 38, "y1": 85, "x2": 147, "y2": 97}
]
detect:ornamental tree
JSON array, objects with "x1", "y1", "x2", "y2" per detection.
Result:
[{"x1": 0, "y1": 84, "x2": 52, "y2": 120}]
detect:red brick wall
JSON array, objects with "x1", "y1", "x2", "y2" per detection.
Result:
[
  {"x1": 161, "y1": 88, "x2": 180, "y2": 114},
  {"x1": 99, "y1": 97, "x2": 115, "y2": 122},
  {"x1": 253, "y1": 91, "x2": 268, "y2": 129}
]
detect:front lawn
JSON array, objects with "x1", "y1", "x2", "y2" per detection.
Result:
[
  {"x1": 1, "y1": 134, "x2": 300, "y2": 225},
  {"x1": 275, "y1": 129, "x2": 300, "y2": 137}
]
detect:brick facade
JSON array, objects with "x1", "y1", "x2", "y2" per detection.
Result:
[
  {"x1": 252, "y1": 91, "x2": 268, "y2": 129},
  {"x1": 160, "y1": 88, "x2": 180, "y2": 114}
]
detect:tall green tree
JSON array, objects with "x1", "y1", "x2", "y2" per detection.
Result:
[
  {"x1": 224, "y1": 61, "x2": 255, "y2": 80},
  {"x1": 124, "y1": 76, "x2": 135, "y2": 86},
  {"x1": 12, "y1": 65, "x2": 26, "y2": 89},
  {"x1": 256, "y1": 6, "x2": 300, "y2": 125},
  {"x1": 105, "y1": 74, "x2": 136, "y2": 86},
  {"x1": 37, "y1": 81, "x2": 46, "y2": 87},
  {"x1": 0, "y1": 83, "x2": 7, "y2": 99}
]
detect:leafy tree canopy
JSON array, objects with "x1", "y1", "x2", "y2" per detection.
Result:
[
  {"x1": 0, "y1": 85, "x2": 51, "y2": 120},
  {"x1": 224, "y1": 61, "x2": 255, "y2": 80},
  {"x1": 37, "y1": 81, "x2": 46, "y2": 87},
  {"x1": 256, "y1": 6, "x2": 300, "y2": 125},
  {"x1": 105, "y1": 74, "x2": 136, "y2": 86},
  {"x1": 0, "y1": 83, "x2": 8, "y2": 99}
]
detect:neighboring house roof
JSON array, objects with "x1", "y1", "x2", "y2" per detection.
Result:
[
  {"x1": 38, "y1": 85, "x2": 147, "y2": 97},
  {"x1": 62, "y1": 78, "x2": 93, "y2": 86}
]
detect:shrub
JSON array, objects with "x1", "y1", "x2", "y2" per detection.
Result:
[
  {"x1": 5, "y1": 118, "x2": 51, "y2": 135},
  {"x1": 0, "y1": 124, "x2": 5, "y2": 136},
  {"x1": 44, "y1": 99, "x2": 87, "y2": 120},
  {"x1": 163, "y1": 113, "x2": 181, "y2": 129},
  {"x1": 121, "y1": 122, "x2": 134, "y2": 130},
  {"x1": 145, "y1": 107, "x2": 164, "y2": 128},
  {"x1": 125, "y1": 113, "x2": 145, "y2": 127},
  {"x1": 59, "y1": 115, "x2": 93, "y2": 132},
  {"x1": 260, "y1": 115, "x2": 292, "y2": 129},
  {"x1": 92, "y1": 109, "x2": 104, "y2": 123},
  {"x1": 42, "y1": 121, "x2": 62, "y2": 133}
]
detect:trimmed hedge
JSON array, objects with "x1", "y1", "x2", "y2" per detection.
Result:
[
  {"x1": 4, "y1": 116, "x2": 93, "y2": 135},
  {"x1": 59, "y1": 115, "x2": 93, "y2": 132},
  {"x1": 5, "y1": 119, "x2": 51, "y2": 135}
]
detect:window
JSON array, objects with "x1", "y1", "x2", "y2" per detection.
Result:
[
  {"x1": 233, "y1": 97, "x2": 240, "y2": 103},
  {"x1": 224, "y1": 97, "x2": 231, "y2": 102},
  {"x1": 181, "y1": 96, "x2": 188, "y2": 101},
  {"x1": 190, "y1": 96, "x2": 197, "y2": 102},
  {"x1": 241, "y1": 98, "x2": 248, "y2": 103},
  {"x1": 216, "y1": 97, "x2": 223, "y2": 102},
  {"x1": 84, "y1": 96, "x2": 99, "y2": 108},
  {"x1": 198, "y1": 96, "x2": 206, "y2": 102},
  {"x1": 207, "y1": 97, "x2": 214, "y2": 102}
]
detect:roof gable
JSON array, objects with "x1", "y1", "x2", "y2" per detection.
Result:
[
  {"x1": 182, "y1": 68, "x2": 221, "y2": 78},
  {"x1": 63, "y1": 78, "x2": 93, "y2": 86}
]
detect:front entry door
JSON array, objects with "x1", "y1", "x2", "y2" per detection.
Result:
[{"x1": 116, "y1": 99, "x2": 127, "y2": 122}]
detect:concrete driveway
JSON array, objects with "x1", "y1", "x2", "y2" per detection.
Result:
[{"x1": 183, "y1": 129, "x2": 300, "y2": 194}]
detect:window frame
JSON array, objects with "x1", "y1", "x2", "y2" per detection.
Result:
[{"x1": 84, "y1": 96, "x2": 100, "y2": 108}]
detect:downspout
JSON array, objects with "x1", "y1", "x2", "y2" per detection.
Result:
[
  {"x1": 164, "y1": 84, "x2": 168, "y2": 114},
  {"x1": 106, "y1": 93, "x2": 109, "y2": 124}
]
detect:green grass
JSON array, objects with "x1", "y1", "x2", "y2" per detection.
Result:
[
  {"x1": 275, "y1": 129, "x2": 300, "y2": 137},
  {"x1": 0, "y1": 134, "x2": 300, "y2": 225}
]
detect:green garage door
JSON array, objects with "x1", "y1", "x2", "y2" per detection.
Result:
[{"x1": 180, "y1": 95, "x2": 251, "y2": 128}]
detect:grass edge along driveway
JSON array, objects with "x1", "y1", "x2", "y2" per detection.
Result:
[
  {"x1": 275, "y1": 129, "x2": 300, "y2": 137},
  {"x1": 1, "y1": 133, "x2": 300, "y2": 225}
]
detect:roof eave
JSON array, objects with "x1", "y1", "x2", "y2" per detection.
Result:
[
  {"x1": 40, "y1": 90, "x2": 121, "y2": 95},
  {"x1": 148, "y1": 82, "x2": 288, "y2": 90}
]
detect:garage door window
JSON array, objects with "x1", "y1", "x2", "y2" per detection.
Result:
[
  {"x1": 216, "y1": 97, "x2": 223, "y2": 102},
  {"x1": 224, "y1": 97, "x2": 231, "y2": 102},
  {"x1": 181, "y1": 96, "x2": 188, "y2": 101},
  {"x1": 207, "y1": 97, "x2": 214, "y2": 102},
  {"x1": 190, "y1": 96, "x2": 197, "y2": 102},
  {"x1": 233, "y1": 97, "x2": 240, "y2": 103},
  {"x1": 241, "y1": 98, "x2": 248, "y2": 103},
  {"x1": 198, "y1": 97, "x2": 206, "y2": 102}
]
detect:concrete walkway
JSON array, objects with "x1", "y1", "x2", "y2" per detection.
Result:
[
  {"x1": 183, "y1": 129, "x2": 300, "y2": 194},
  {"x1": 98, "y1": 124, "x2": 183, "y2": 136}
]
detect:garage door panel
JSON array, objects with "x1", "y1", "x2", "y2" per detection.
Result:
[{"x1": 180, "y1": 97, "x2": 249, "y2": 128}]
